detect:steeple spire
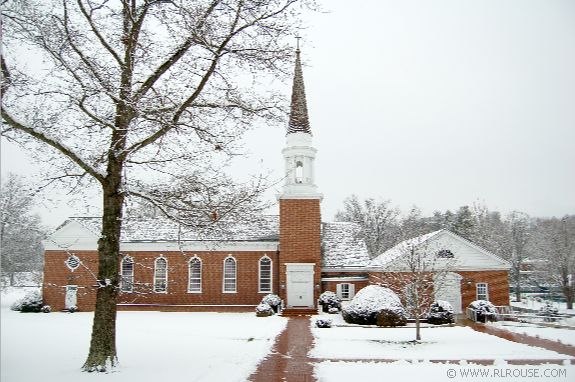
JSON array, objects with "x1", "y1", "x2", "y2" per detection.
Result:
[{"x1": 287, "y1": 41, "x2": 311, "y2": 135}]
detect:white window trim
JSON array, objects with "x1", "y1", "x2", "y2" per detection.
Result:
[
  {"x1": 336, "y1": 283, "x2": 355, "y2": 301},
  {"x1": 222, "y1": 255, "x2": 237, "y2": 293},
  {"x1": 65, "y1": 255, "x2": 81, "y2": 272},
  {"x1": 120, "y1": 255, "x2": 134, "y2": 293},
  {"x1": 258, "y1": 255, "x2": 273, "y2": 294},
  {"x1": 187, "y1": 256, "x2": 202, "y2": 293},
  {"x1": 476, "y1": 282, "x2": 489, "y2": 301},
  {"x1": 153, "y1": 256, "x2": 168, "y2": 294}
]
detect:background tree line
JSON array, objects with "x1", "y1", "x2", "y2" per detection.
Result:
[{"x1": 335, "y1": 195, "x2": 575, "y2": 309}]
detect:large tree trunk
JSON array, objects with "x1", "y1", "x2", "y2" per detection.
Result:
[{"x1": 82, "y1": 175, "x2": 125, "y2": 372}]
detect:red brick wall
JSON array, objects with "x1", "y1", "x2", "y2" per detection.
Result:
[
  {"x1": 279, "y1": 198, "x2": 322, "y2": 305},
  {"x1": 367, "y1": 270, "x2": 510, "y2": 309},
  {"x1": 43, "y1": 249, "x2": 279, "y2": 311},
  {"x1": 321, "y1": 271, "x2": 369, "y2": 299},
  {"x1": 459, "y1": 270, "x2": 510, "y2": 308}
]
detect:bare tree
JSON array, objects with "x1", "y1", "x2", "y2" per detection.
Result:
[
  {"x1": 532, "y1": 216, "x2": 575, "y2": 309},
  {"x1": 500, "y1": 211, "x2": 532, "y2": 302},
  {"x1": 372, "y1": 232, "x2": 455, "y2": 341},
  {"x1": 1, "y1": 0, "x2": 311, "y2": 372},
  {"x1": 0, "y1": 173, "x2": 45, "y2": 285},
  {"x1": 335, "y1": 195, "x2": 400, "y2": 258}
]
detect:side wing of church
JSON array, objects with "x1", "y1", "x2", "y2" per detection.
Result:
[{"x1": 41, "y1": 48, "x2": 510, "y2": 313}]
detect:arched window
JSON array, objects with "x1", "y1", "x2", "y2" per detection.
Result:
[
  {"x1": 120, "y1": 256, "x2": 134, "y2": 293},
  {"x1": 154, "y1": 257, "x2": 168, "y2": 293},
  {"x1": 295, "y1": 161, "x2": 304, "y2": 184},
  {"x1": 259, "y1": 256, "x2": 272, "y2": 293},
  {"x1": 223, "y1": 256, "x2": 237, "y2": 293},
  {"x1": 188, "y1": 257, "x2": 202, "y2": 293}
]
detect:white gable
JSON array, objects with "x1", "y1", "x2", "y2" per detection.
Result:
[
  {"x1": 43, "y1": 220, "x2": 99, "y2": 251},
  {"x1": 370, "y1": 230, "x2": 510, "y2": 271}
]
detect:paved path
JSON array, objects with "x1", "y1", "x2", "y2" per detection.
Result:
[
  {"x1": 248, "y1": 316, "x2": 316, "y2": 382},
  {"x1": 249, "y1": 317, "x2": 575, "y2": 381},
  {"x1": 459, "y1": 320, "x2": 575, "y2": 358}
]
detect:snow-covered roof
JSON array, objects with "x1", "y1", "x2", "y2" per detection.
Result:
[
  {"x1": 60, "y1": 218, "x2": 370, "y2": 266},
  {"x1": 370, "y1": 230, "x2": 443, "y2": 267},
  {"x1": 321, "y1": 222, "x2": 370, "y2": 267},
  {"x1": 69, "y1": 216, "x2": 279, "y2": 242},
  {"x1": 369, "y1": 229, "x2": 511, "y2": 271}
]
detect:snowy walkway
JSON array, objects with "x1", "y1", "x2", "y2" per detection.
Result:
[
  {"x1": 459, "y1": 320, "x2": 575, "y2": 359},
  {"x1": 248, "y1": 316, "x2": 316, "y2": 382}
]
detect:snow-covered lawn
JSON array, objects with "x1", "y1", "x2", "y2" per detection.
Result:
[
  {"x1": 315, "y1": 360, "x2": 574, "y2": 382},
  {"x1": 488, "y1": 321, "x2": 575, "y2": 347},
  {"x1": 512, "y1": 298, "x2": 575, "y2": 315},
  {"x1": 1, "y1": 288, "x2": 287, "y2": 382},
  {"x1": 312, "y1": 314, "x2": 575, "y2": 381},
  {"x1": 310, "y1": 321, "x2": 573, "y2": 360}
]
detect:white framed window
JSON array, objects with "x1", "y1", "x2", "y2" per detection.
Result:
[
  {"x1": 223, "y1": 256, "x2": 237, "y2": 293},
  {"x1": 336, "y1": 283, "x2": 355, "y2": 301},
  {"x1": 188, "y1": 257, "x2": 202, "y2": 293},
  {"x1": 153, "y1": 256, "x2": 168, "y2": 293},
  {"x1": 258, "y1": 256, "x2": 272, "y2": 293},
  {"x1": 476, "y1": 283, "x2": 489, "y2": 301},
  {"x1": 120, "y1": 256, "x2": 134, "y2": 293},
  {"x1": 65, "y1": 255, "x2": 81, "y2": 271}
]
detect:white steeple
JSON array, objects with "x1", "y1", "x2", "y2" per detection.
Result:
[{"x1": 280, "y1": 46, "x2": 322, "y2": 200}]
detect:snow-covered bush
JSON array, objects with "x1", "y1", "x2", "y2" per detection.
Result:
[
  {"x1": 41, "y1": 305, "x2": 51, "y2": 313},
  {"x1": 10, "y1": 290, "x2": 43, "y2": 313},
  {"x1": 468, "y1": 300, "x2": 498, "y2": 323},
  {"x1": 315, "y1": 318, "x2": 332, "y2": 328},
  {"x1": 255, "y1": 303, "x2": 274, "y2": 317},
  {"x1": 328, "y1": 306, "x2": 339, "y2": 314},
  {"x1": 539, "y1": 301, "x2": 559, "y2": 322},
  {"x1": 342, "y1": 285, "x2": 407, "y2": 326},
  {"x1": 318, "y1": 291, "x2": 341, "y2": 312},
  {"x1": 427, "y1": 300, "x2": 454, "y2": 325},
  {"x1": 376, "y1": 308, "x2": 407, "y2": 327},
  {"x1": 260, "y1": 294, "x2": 281, "y2": 313},
  {"x1": 68, "y1": 305, "x2": 78, "y2": 313}
]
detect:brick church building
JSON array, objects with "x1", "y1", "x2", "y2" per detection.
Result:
[{"x1": 42, "y1": 48, "x2": 510, "y2": 313}]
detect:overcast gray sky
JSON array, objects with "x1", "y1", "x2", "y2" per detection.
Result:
[{"x1": 2, "y1": 0, "x2": 574, "y2": 227}]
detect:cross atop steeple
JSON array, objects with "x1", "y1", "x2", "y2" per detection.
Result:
[{"x1": 287, "y1": 39, "x2": 311, "y2": 135}]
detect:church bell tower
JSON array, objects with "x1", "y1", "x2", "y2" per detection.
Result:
[{"x1": 278, "y1": 45, "x2": 322, "y2": 310}]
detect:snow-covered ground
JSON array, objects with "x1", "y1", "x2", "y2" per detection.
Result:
[
  {"x1": 316, "y1": 360, "x2": 573, "y2": 382},
  {"x1": 1, "y1": 287, "x2": 287, "y2": 382},
  {"x1": 488, "y1": 321, "x2": 575, "y2": 347},
  {"x1": 311, "y1": 312, "x2": 575, "y2": 381},
  {"x1": 512, "y1": 297, "x2": 575, "y2": 315},
  {"x1": 310, "y1": 324, "x2": 571, "y2": 360}
]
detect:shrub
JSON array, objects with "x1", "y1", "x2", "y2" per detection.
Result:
[
  {"x1": 318, "y1": 291, "x2": 342, "y2": 312},
  {"x1": 427, "y1": 300, "x2": 454, "y2": 325},
  {"x1": 41, "y1": 305, "x2": 52, "y2": 313},
  {"x1": 11, "y1": 290, "x2": 43, "y2": 313},
  {"x1": 376, "y1": 308, "x2": 408, "y2": 327},
  {"x1": 261, "y1": 294, "x2": 282, "y2": 313},
  {"x1": 255, "y1": 303, "x2": 274, "y2": 317},
  {"x1": 342, "y1": 285, "x2": 407, "y2": 326},
  {"x1": 315, "y1": 318, "x2": 332, "y2": 328},
  {"x1": 539, "y1": 301, "x2": 559, "y2": 322},
  {"x1": 328, "y1": 306, "x2": 340, "y2": 314},
  {"x1": 468, "y1": 300, "x2": 498, "y2": 323}
]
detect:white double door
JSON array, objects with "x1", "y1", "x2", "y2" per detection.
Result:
[{"x1": 286, "y1": 263, "x2": 314, "y2": 308}]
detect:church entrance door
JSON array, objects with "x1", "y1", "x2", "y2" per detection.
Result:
[{"x1": 286, "y1": 263, "x2": 314, "y2": 307}]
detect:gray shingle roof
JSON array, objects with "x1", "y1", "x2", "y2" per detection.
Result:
[{"x1": 67, "y1": 217, "x2": 369, "y2": 267}]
